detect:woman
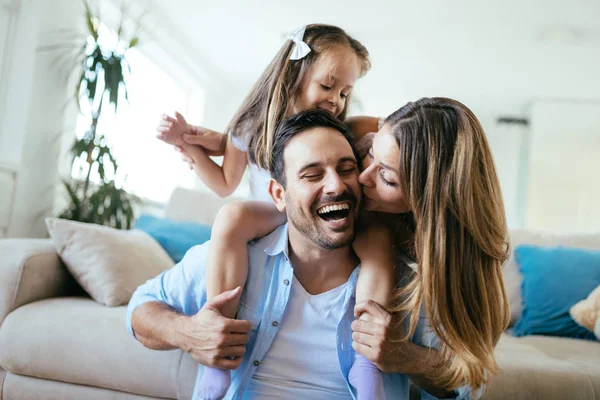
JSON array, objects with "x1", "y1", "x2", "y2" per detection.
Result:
[{"x1": 352, "y1": 97, "x2": 510, "y2": 398}]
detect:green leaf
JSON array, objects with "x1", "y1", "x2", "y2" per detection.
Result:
[{"x1": 129, "y1": 37, "x2": 139, "y2": 48}]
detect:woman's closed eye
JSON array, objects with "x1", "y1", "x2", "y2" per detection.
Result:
[
  {"x1": 320, "y1": 84, "x2": 332, "y2": 91},
  {"x1": 379, "y1": 169, "x2": 397, "y2": 186}
]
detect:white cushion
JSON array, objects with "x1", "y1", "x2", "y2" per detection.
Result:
[
  {"x1": 165, "y1": 187, "x2": 239, "y2": 225},
  {"x1": 45, "y1": 218, "x2": 173, "y2": 306}
]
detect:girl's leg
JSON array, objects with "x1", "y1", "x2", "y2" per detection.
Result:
[
  {"x1": 195, "y1": 202, "x2": 285, "y2": 400},
  {"x1": 349, "y1": 261, "x2": 396, "y2": 400}
]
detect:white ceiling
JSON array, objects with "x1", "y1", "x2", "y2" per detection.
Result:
[{"x1": 149, "y1": 0, "x2": 600, "y2": 122}]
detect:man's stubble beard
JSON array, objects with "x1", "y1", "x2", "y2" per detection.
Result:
[{"x1": 284, "y1": 191, "x2": 360, "y2": 250}]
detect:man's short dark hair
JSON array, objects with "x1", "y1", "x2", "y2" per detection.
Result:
[{"x1": 270, "y1": 109, "x2": 358, "y2": 186}]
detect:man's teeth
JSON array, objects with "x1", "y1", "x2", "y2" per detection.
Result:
[{"x1": 317, "y1": 203, "x2": 350, "y2": 215}]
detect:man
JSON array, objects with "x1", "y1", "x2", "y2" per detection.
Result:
[{"x1": 126, "y1": 110, "x2": 464, "y2": 400}]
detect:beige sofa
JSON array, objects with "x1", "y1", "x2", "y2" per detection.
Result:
[{"x1": 1, "y1": 188, "x2": 599, "y2": 400}]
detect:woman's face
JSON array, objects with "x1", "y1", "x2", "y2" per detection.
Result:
[{"x1": 358, "y1": 126, "x2": 410, "y2": 214}]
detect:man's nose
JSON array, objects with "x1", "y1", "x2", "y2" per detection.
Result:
[{"x1": 323, "y1": 171, "x2": 345, "y2": 195}]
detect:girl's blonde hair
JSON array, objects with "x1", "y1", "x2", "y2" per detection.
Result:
[
  {"x1": 227, "y1": 24, "x2": 370, "y2": 171},
  {"x1": 388, "y1": 98, "x2": 510, "y2": 392}
]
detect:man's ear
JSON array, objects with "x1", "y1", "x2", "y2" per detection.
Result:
[{"x1": 268, "y1": 179, "x2": 286, "y2": 212}]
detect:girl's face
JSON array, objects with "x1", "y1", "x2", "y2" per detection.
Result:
[
  {"x1": 293, "y1": 47, "x2": 361, "y2": 118},
  {"x1": 358, "y1": 126, "x2": 411, "y2": 214}
]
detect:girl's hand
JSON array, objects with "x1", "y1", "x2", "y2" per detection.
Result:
[
  {"x1": 157, "y1": 112, "x2": 190, "y2": 146},
  {"x1": 183, "y1": 128, "x2": 228, "y2": 157},
  {"x1": 157, "y1": 112, "x2": 227, "y2": 156},
  {"x1": 353, "y1": 221, "x2": 394, "y2": 263}
]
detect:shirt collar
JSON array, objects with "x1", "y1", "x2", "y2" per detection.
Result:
[
  {"x1": 264, "y1": 224, "x2": 361, "y2": 287},
  {"x1": 264, "y1": 223, "x2": 290, "y2": 257}
]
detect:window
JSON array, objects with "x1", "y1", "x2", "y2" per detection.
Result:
[{"x1": 73, "y1": 29, "x2": 202, "y2": 204}]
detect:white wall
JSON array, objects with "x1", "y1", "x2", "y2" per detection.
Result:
[
  {"x1": 0, "y1": 0, "x2": 79, "y2": 238},
  {"x1": 525, "y1": 100, "x2": 600, "y2": 233},
  {"x1": 486, "y1": 120, "x2": 530, "y2": 229},
  {"x1": 0, "y1": 0, "x2": 235, "y2": 238}
]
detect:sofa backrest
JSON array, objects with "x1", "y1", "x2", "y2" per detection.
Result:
[
  {"x1": 165, "y1": 187, "x2": 241, "y2": 226},
  {"x1": 505, "y1": 230, "x2": 600, "y2": 324},
  {"x1": 164, "y1": 187, "x2": 600, "y2": 326}
]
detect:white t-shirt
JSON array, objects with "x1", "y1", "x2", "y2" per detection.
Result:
[
  {"x1": 243, "y1": 278, "x2": 353, "y2": 399},
  {"x1": 230, "y1": 130, "x2": 272, "y2": 203}
]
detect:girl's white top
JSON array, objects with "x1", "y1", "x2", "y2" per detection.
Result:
[{"x1": 230, "y1": 130, "x2": 273, "y2": 203}]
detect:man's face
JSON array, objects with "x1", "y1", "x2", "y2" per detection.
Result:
[{"x1": 275, "y1": 127, "x2": 362, "y2": 249}]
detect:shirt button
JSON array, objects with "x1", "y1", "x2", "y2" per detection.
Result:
[
  {"x1": 253, "y1": 360, "x2": 260, "y2": 366},
  {"x1": 272, "y1": 321, "x2": 279, "y2": 327},
  {"x1": 283, "y1": 279, "x2": 290, "y2": 285}
]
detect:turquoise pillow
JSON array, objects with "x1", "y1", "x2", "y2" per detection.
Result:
[
  {"x1": 513, "y1": 245, "x2": 600, "y2": 340},
  {"x1": 134, "y1": 214, "x2": 212, "y2": 263}
]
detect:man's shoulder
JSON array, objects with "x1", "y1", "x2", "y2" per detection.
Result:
[{"x1": 185, "y1": 240, "x2": 212, "y2": 259}]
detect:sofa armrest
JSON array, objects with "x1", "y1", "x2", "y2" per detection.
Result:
[{"x1": 0, "y1": 239, "x2": 70, "y2": 326}]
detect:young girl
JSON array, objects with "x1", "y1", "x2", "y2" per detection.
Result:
[{"x1": 157, "y1": 24, "x2": 387, "y2": 400}]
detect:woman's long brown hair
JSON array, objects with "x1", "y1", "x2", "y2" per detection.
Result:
[{"x1": 388, "y1": 97, "x2": 511, "y2": 392}]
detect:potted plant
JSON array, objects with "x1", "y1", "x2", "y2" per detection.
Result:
[{"x1": 50, "y1": 1, "x2": 142, "y2": 229}]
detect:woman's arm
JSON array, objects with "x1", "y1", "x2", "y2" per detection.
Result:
[{"x1": 182, "y1": 137, "x2": 248, "y2": 198}]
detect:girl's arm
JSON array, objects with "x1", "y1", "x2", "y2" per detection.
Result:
[
  {"x1": 157, "y1": 112, "x2": 226, "y2": 156},
  {"x1": 206, "y1": 201, "x2": 287, "y2": 318},
  {"x1": 352, "y1": 221, "x2": 396, "y2": 309},
  {"x1": 181, "y1": 137, "x2": 248, "y2": 198},
  {"x1": 345, "y1": 116, "x2": 381, "y2": 139}
]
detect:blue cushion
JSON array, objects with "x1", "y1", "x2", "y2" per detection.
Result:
[
  {"x1": 134, "y1": 214, "x2": 212, "y2": 263},
  {"x1": 513, "y1": 245, "x2": 600, "y2": 340}
]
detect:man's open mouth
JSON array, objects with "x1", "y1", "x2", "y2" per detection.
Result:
[{"x1": 316, "y1": 202, "x2": 351, "y2": 222}]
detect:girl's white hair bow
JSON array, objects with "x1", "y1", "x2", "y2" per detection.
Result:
[{"x1": 287, "y1": 25, "x2": 311, "y2": 60}]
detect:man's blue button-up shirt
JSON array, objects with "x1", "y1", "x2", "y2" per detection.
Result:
[{"x1": 126, "y1": 224, "x2": 478, "y2": 400}]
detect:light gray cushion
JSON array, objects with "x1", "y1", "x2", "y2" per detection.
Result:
[
  {"x1": 45, "y1": 218, "x2": 173, "y2": 306},
  {"x1": 0, "y1": 298, "x2": 181, "y2": 399},
  {"x1": 0, "y1": 239, "x2": 69, "y2": 325},
  {"x1": 2, "y1": 372, "x2": 166, "y2": 400},
  {"x1": 485, "y1": 333, "x2": 600, "y2": 399}
]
